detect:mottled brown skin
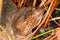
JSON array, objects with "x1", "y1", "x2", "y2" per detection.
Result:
[{"x1": 16, "y1": 7, "x2": 45, "y2": 36}]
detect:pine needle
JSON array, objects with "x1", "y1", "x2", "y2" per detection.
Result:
[{"x1": 0, "y1": 25, "x2": 12, "y2": 40}]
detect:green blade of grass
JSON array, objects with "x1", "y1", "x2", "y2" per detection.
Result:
[{"x1": 32, "y1": 29, "x2": 55, "y2": 40}]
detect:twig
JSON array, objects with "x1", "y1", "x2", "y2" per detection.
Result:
[
  {"x1": 0, "y1": 31, "x2": 9, "y2": 40},
  {"x1": 39, "y1": 0, "x2": 47, "y2": 7},
  {"x1": 39, "y1": 0, "x2": 51, "y2": 7},
  {"x1": 50, "y1": 36, "x2": 56, "y2": 40},
  {"x1": 17, "y1": 0, "x2": 24, "y2": 8},
  {"x1": 43, "y1": 0, "x2": 59, "y2": 28},
  {"x1": 41, "y1": 0, "x2": 48, "y2": 11},
  {"x1": 50, "y1": 16, "x2": 60, "y2": 26},
  {"x1": 50, "y1": 17, "x2": 60, "y2": 21},
  {"x1": 0, "y1": 25, "x2": 12, "y2": 40},
  {"x1": 33, "y1": 0, "x2": 37, "y2": 7},
  {"x1": 44, "y1": 0, "x2": 51, "y2": 6},
  {"x1": 55, "y1": 8, "x2": 60, "y2": 11},
  {"x1": 20, "y1": 0, "x2": 24, "y2": 8},
  {"x1": 17, "y1": 0, "x2": 21, "y2": 8},
  {"x1": 0, "y1": 0, "x2": 3, "y2": 20}
]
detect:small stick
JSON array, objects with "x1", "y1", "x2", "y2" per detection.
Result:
[
  {"x1": 43, "y1": 0, "x2": 59, "y2": 28},
  {"x1": 33, "y1": 0, "x2": 37, "y2": 7},
  {"x1": 39, "y1": 0, "x2": 47, "y2": 7},
  {"x1": 44, "y1": 0, "x2": 51, "y2": 6},
  {"x1": 50, "y1": 36, "x2": 56, "y2": 40},
  {"x1": 20, "y1": 0, "x2": 24, "y2": 8},
  {"x1": 49, "y1": 15, "x2": 60, "y2": 26},
  {"x1": 17, "y1": 0, "x2": 24, "y2": 8},
  {"x1": 39, "y1": 0, "x2": 51, "y2": 7},
  {"x1": 50, "y1": 17, "x2": 60, "y2": 21},
  {"x1": 0, "y1": 31, "x2": 9, "y2": 40},
  {"x1": 0, "y1": 26, "x2": 12, "y2": 40},
  {"x1": 17, "y1": 0, "x2": 21, "y2": 8},
  {"x1": 0, "y1": 0, "x2": 3, "y2": 20},
  {"x1": 55, "y1": 8, "x2": 60, "y2": 11}
]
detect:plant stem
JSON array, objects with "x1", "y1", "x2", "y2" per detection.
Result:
[{"x1": 32, "y1": 29, "x2": 55, "y2": 40}]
